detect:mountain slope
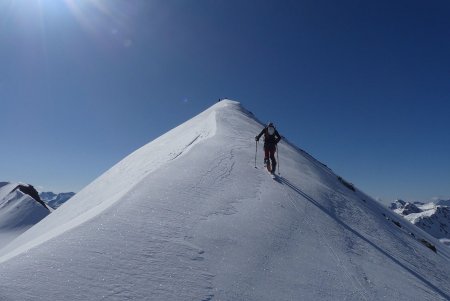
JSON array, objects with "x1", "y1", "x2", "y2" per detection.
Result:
[
  {"x1": 0, "y1": 182, "x2": 50, "y2": 247},
  {"x1": 0, "y1": 100, "x2": 449, "y2": 300}
]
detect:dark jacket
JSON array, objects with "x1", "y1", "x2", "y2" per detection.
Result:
[{"x1": 256, "y1": 127, "x2": 281, "y2": 147}]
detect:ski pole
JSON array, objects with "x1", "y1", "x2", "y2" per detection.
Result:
[
  {"x1": 277, "y1": 144, "x2": 280, "y2": 175},
  {"x1": 254, "y1": 140, "x2": 258, "y2": 168}
]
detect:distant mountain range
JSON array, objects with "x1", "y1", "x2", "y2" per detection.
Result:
[
  {"x1": 40, "y1": 191, "x2": 75, "y2": 209},
  {"x1": 390, "y1": 199, "x2": 450, "y2": 246}
]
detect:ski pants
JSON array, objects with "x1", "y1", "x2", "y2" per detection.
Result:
[{"x1": 264, "y1": 144, "x2": 277, "y2": 166}]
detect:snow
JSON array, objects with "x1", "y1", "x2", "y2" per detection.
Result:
[
  {"x1": 40, "y1": 191, "x2": 75, "y2": 209},
  {"x1": 0, "y1": 183, "x2": 50, "y2": 247},
  {"x1": 0, "y1": 100, "x2": 449, "y2": 300},
  {"x1": 390, "y1": 199, "x2": 450, "y2": 243},
  {"x1": 0, "y1": 182, "x2": 16, "y2": 201}
]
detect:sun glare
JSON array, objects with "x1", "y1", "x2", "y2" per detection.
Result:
[
  {"x1": 31, "y1": 0, "x2": 122, "y2": 32},
  {"x1": 30, "y1": 0, "x2": 135, "y2": 49},
  {"x1": 62, "y1": 0, "x2": 116, "y2": 33}
]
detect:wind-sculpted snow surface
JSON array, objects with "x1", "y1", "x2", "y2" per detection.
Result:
[
  {"x1": 0, "y1": 100, "x2": 449, "y2": 300},
  {"x1": 0, "y1": 104, "x2": 217, "y2": 263}
]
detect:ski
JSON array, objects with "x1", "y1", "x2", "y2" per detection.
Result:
[
  {"x1": 265, "y1": 168, "x2": 276, "y2": 179},
  {"x1": 264, "y1": 160, "x2": 272, "y2": 173}
]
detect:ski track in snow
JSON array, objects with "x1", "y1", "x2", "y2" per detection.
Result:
[{"x1": 277, "y1": 179, "x2": 370, "y2": 301}]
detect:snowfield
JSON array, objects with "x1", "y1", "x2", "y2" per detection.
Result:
[{"x1": 0, "y1": 100, "x2": 449, "y2": 300}]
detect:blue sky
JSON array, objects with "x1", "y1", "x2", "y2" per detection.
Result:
[{"x1": 1, "y1": 0, "x2": 449, "y2": 203}]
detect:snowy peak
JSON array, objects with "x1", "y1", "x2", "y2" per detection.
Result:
[
  {"x1": 391, "y1": 199, "x2": 450, "y2": 246},
  {"x1": 390, "y1": 199, "x2": 422, "y2": 215},
  {"x1": 0, "y1": 182, "x2": 51, "y2": 247},
  {"x1": 39, "y1": 191, "x2": 57, "y2": 202},
  {"x1": 0, "y1": 182, "x2": 48, "y2": 211},
  {"x1": 40, "y1": 191, "x2": 75, "y2": 209},
  {"x1": 13, "y1": 184, "x2": 48, "y2": 209},
  {"x1": 0, "y1": 100, "x2": 450, "y2": 300}
]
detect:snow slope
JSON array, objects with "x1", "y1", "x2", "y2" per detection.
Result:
[
  {"x1": 0, "y1": 100, "x2": 449, "y2": 300},
  {"x1": 0, "y1": 182, "x2": 50, "y2": 247}
]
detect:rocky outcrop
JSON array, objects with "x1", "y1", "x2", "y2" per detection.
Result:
[{"x1": 12, "y1": 184, "x2": 48, "y2": 210}]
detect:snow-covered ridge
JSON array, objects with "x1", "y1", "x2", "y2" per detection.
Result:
[
  {"x1": 0, "y1": 182, "x2": 49, "y2": 215},
  {"x1": 0, "y1": 182, "x2": 50, "y2": 247},
  {"x1": 390, "y1": 199, "x2": 450, "y2": 246},
  {"x1": 0, "y1": 101, "x2": 219, "y2": 262},
  {"x1": 0, "y1": 100, "x2": 449, "y2": 300}
]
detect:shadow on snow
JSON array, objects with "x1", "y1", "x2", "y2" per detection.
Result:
[{"x1": 278, "y1": 176, "x2": 449, "y2": 301}]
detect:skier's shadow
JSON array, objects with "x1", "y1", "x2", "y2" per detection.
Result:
[{"x1": 277, "y1": 176, "x2": 450, "y2": 300}]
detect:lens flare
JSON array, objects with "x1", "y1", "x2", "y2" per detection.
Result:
[{"x1": 61, "y1": 0, "x2": 112, "y2": 37}]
